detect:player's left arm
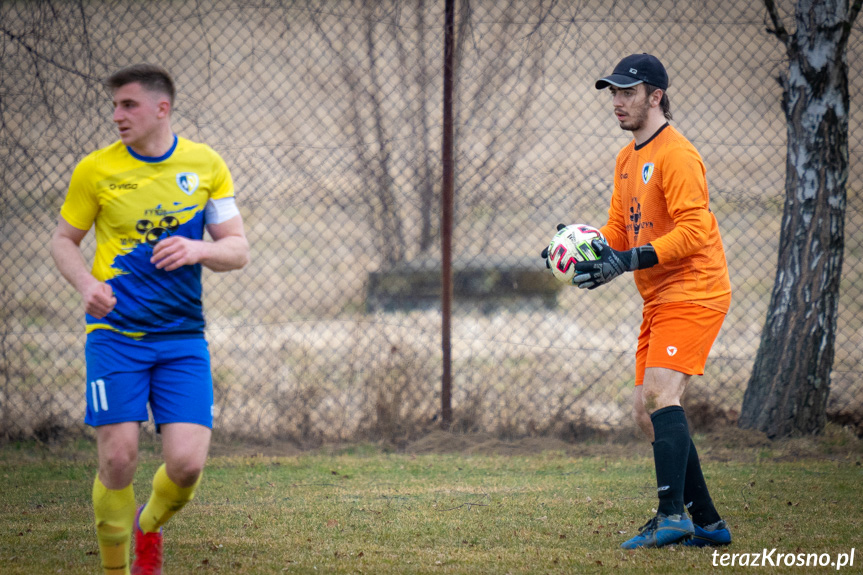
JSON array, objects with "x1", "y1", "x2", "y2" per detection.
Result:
[
  {"x1": 648, "y1": 147, "x2": 713, "y2": 264},
  {"x1": 151, "y1": 214, "x2": 250, "y2": 272}
]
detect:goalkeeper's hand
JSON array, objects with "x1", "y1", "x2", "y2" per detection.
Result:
[
  {"x1": 539, "y1": 223, "x2": 567, "y2": 269},
  {"x1": 572, "y1": 241, "x2": 658, "y2": 290}
]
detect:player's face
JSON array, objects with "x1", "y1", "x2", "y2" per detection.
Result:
[
  {"x1": 609, "y1": 85, "x2": 650, "y2": 132},
  {"x1": 111, "y1": 82, "x2": 169, "y2": 151}
]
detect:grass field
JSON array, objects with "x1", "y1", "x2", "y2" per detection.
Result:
[{"x1": 2, "y1": 426, "x2": 862, "y2": 574}]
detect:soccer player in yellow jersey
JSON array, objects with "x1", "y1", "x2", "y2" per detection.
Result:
[
  {"x1": 50, "y1": 64, "x2": 250, "y2": 574},
  {"x1": 564, "y1": 54, "x2": 732, "y2": 548}
]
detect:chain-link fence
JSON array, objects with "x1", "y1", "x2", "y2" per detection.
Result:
[{"x1": 2, "y1": 0, "x2": 861, "y2": 443}]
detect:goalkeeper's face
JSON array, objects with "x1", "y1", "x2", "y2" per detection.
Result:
[
  {"x1": 111, "y1": 82, "x2": 170, "y2": 151},
  {"x1": 610, "y1": 85, "x2": 651, "y2": 132}
]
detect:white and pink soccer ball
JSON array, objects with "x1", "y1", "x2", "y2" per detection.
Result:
[{"x1": 545, "y1": 224, "x2": 606, "y2": 285}]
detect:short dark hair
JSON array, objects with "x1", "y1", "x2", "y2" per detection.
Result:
[
  {"x1": 105, "y1": 63, "x2": 175, "y2": 105},
  {"x1": 643, "y1": 83, "x2": 672, "y2": 121}
]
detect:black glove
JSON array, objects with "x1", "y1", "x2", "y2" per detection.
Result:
[
  {"x1": 572, "y1": 241, "x2": 658, "y2": 290},
  {"x1": 540, "y1": 223, "x2": 567, "y2": 268}
]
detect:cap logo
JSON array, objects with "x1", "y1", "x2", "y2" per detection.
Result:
[{"x1": 629, "y1": 68, "x2": 638, "y2": 74}]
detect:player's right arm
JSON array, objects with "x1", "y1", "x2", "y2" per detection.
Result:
[
  {"x1": 50, "y1": 217, "x2": 116, "y2": 319},
  {"x1": 599, "y1": 154, "x2": 629, "y2": 251}
]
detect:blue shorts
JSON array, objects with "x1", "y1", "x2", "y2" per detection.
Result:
[{"x1": 84, "y1": 330, "x2": 214, "y2": 429}]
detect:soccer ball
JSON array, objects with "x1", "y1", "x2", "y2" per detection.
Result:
[{"x1": 546, "y1": 224, "x2": 606, "y2": 284}]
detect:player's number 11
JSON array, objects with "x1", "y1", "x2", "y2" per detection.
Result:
[{"x1": 90, "y1": 379, "x2": 109, "y2": 412}]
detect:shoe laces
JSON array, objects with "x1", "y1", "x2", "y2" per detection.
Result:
[
  {"x1": 637, "y1": 516, "x2": 659, "y2": 534},
  {"x1": 701, "y1": 519, "x2": 725, "y2": 532}
]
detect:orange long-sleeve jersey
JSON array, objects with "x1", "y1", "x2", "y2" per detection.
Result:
[{"x1": 599, "y1": 124, "x2": 731, "y2": 313}]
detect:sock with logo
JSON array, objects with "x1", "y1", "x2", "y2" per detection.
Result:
[
  {"x1": 650, "y1": 405, "x2": 690, "y2": 517},
  {"x1": 683, "y1": 438, "x2": 722, "y2": 526},
  {"x1": 92, "y1": 475, "x2": 135, "y2": 575},
  {"x1": 138, "y1": 463, "x2": 202, "y2": 534}
]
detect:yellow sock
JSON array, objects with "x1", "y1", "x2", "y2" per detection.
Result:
[
  {"x1": 92, "y1": 475, "x2": 135, "y2": 575},
  {"x1": 138, "y1": 464, "x2": 201, "y2": 534}
]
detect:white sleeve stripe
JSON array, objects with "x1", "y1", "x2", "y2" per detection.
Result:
[{"x1": 205, "y1": 197, "x2": 240, "y2": 225}]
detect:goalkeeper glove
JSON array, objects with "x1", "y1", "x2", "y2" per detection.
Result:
[
  {"x1": 540, "y1": 223, "x2": 567, "y2": 268},
  {"x1": 572, "y1": 241, "x2": 658, "y2": 290}
]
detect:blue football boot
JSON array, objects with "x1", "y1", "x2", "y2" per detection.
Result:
[
  {"x1": 681, "y1": 520, "x2": 732, "y2": 547},
  {"x1": 621, "y1": 513, "x2": 694, "y2": 549}
]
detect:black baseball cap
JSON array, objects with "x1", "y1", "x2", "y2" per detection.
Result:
[{"x1": 595, "y1": 53, "x2": 668, "y2": 91}]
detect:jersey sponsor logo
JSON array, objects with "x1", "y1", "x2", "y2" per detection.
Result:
[
  {"x1": 641, "y1": 163, "x2": 654, "y2": 184},
  {"x1": 667, "y1": 346, "x2": 678, "y2": 356},
  {"x1": 176, "y1": 172, "x2": 200, "y2": 195},
  {"x1": 136, "y1": 215, "x2": 180, "y2": 246},
  {"x1": 625, "y1": 198, "x2": 653, "y2": 237},
  {"x1": 109, "y1": 182, "x2": 138, "y2": 190},
  {"x1": 629, "y1": 198, "x2": 641, "y2": 236}
]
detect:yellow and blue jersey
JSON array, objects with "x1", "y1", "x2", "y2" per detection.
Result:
[{"x1": 60, "y1": 135, "x2": 234, "y2": 340}]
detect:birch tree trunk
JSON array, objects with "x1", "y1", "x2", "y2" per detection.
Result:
[{"x1": 739, "y1": 0, "x2": 861, "y2": 437}]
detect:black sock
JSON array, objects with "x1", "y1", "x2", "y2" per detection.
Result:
[
  {"x1": 650, "y1": 405, "x2": 690, "y2": 517},
  {"x1": 684, "y1": 438, "x2": 722, "y2": 526}
]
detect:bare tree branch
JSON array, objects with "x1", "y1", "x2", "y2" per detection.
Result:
[
  {"x1": 850, "y1": 0, "x2": 863, "y2": 26},
  {"x1": 839, "y1": 0, "x2": 863, "y2": 50},
  {"x1": 762, "y1": 0, "x2": 790, "y2": 45},
  {"x1": 0, "y1": 28, "x2": 95, "y2": 81}
]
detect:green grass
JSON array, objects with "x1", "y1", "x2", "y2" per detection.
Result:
[{"x1": 1, "y1": 430, "x2": 862, "y2": 574}]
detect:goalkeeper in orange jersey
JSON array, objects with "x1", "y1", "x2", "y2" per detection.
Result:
[
  {"x1": 546, "y1": 53, "x2": 733, "y2": 549},
  {"x1": 51, "y1": 64, "x2": 249, "y2": 574}
]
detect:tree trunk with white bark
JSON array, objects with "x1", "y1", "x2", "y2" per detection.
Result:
[{"x1": 739, "y1": 0, "x2": 861, "y2": 437}]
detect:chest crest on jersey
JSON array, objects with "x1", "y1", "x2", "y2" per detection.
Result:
[
  {"x1": 641, "y1": 163, "x2": 655, "y2": 185},
  {"x1": 176, "y1": 172, "x2": 200, "y2": 195}
]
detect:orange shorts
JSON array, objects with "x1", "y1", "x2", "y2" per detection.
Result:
[{"x1": 635, "y1": 302, "x2": 726, "y2": 387}]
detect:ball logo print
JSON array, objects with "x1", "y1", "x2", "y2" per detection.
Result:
[
  {"x1": 159, "y1": 215, "x2": 179, "y2": 232},
  {"x1": 546, "y1": 224, "x2": 607, "y2": 284},
  {"x1": 136, "y1": 215, "x2": 181, "y2": 246},
  {"x1": 136, "y1": 219, "x2": 153, "y2": 235}
]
